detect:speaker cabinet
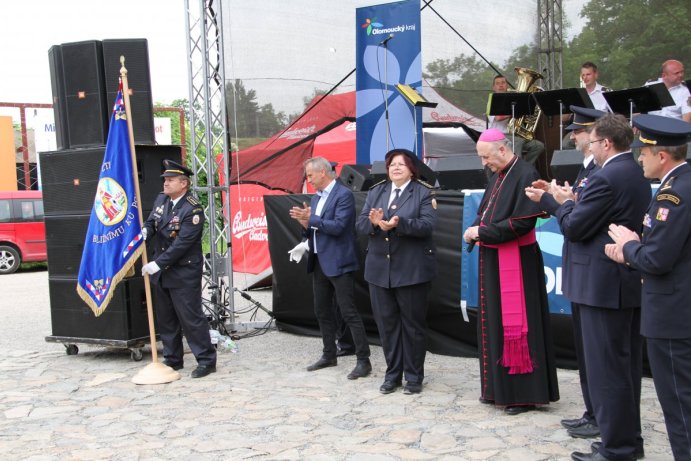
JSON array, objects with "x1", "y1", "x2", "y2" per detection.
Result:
[
  {"x1": 48, "y1": 276, "x2": 150, "y2": 340},
  {"x1": 60, "y1": 40, "x2": 109, "y2": 148},
  {"x1": 39, "y1": 145, "x2": 182, "y2": 217},
  {"x1": 427, "y1": 155, "x2": 488, "y2": 190},
  {"x1": 102, "y1": 39, "x2": 155, "y2": 145},
  {"x1": 550, "y1": 149, "x2": 583, "y2": 185},
  {"x1": 48, "y1": 46, "x2": 69, "y2": 150},
  {"x1": 339, "y1": 164, "x2": 373, "y2": 191}
]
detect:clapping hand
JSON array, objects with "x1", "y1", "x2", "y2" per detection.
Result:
[{"x1": 289, "y1": 202, "x2": 311, "y2": 228}]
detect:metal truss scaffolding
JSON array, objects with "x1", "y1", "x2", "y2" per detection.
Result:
[
  {"x1": 537, "y1": 0, "x2": 564, "y2": 90},
  {"x1": 184, "y1": 0, "x2": 235, "y2": 325}
]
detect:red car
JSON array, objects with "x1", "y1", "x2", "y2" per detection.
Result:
[{"x1": 0, "y1": 190, "x2": 46, "y2": 274}]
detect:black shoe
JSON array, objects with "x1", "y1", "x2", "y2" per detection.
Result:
[
  {"x1": 568, "y1": 422, "x2": 600, "y2": 439},
  {"x1": 478, "y1": 397, "x2": 494, "y2": 405},
  {"x1": 379, "y1": 380, "x2": 402, "y2": 394},
  {"x1": 571, "y1": 451, "x2": 611, "y2": 461},
  {"x1": 504, "y1": 405, "x2": 536, "y2": 415},
  {"x1": 347, "y1": 360, "x2": 372, "y2": 380},
  {"x1": 561, "y1": 415, "x2": 591, "y2": 429},
  {"x1": 306, "y1": 357, "x2": 337, "y2": 372},
  {"x1": 591, "y1": 442, "x2": 644, "y2": 460},
  {"x1": 403, "y1": 382, "x2": 423, "y2": 394},
  {"x1": 336, "y1": 348, "x2": 355, "y2": 357},
  {"x1": 191, "y1": 365, "x2": 216, "y2": 378},
  {"x1": 162, "y1": 360, "x2": 183, "y2": 371}
]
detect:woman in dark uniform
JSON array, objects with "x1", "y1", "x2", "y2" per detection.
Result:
[{"x1": 356, "y1": 149, "x2": 437, "y2": 395}]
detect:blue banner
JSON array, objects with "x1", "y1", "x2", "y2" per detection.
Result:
[
  {"x1": 76, "y1": 84, "x2": 144, "y2": 316},
  {"x1": 460, "y1": 190, "x2": 571, "y2": 315},
  {"x1": 355, "y1": 0, "x2": 423, "y2": 164}
]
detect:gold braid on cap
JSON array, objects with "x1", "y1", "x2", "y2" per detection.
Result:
[
  {"x1": 165, "y1": 169, "x2": 186, "y2": 175},
  {"x1": 638, "y1": 134, "x2": 657, "y2": 145}
]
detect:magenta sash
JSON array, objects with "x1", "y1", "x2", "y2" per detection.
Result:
[{"x1": 482, "y1": 229, "x2": 537, "y2": 375}]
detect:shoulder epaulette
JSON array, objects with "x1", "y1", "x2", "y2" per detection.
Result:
[
  {"x1": 187, "y1": 195, "x2": 201, "y2": 206},
  {"x1": 370, "y1": 179, "x2": 387, "y2": 188},
  {"x1": 416, "y1": 178, "x2": 434, "y2": 189},
  {"x1": 657, "y1": 192, "x2": 681, "y2": 205},
  {"x1": 601, "y1": 86, "x2": 612, "y2": 92}
]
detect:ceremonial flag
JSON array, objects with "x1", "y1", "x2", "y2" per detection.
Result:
[{"x1": 77, "y1": 82, "x2": 144, "y2": 316}]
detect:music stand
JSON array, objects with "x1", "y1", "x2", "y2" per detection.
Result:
[
  {"x1": 603, "y1": 82, "x2": 675, "y2": 122},
  {"x1": 487, "y1": 92, "x2": 534, "y2": 149},
  {"x1": 533, "y1": 88, "x2": 593, "y2": 149},
  {"x1": 395, "y1": 84, "x2": 438, "y2": 156}
]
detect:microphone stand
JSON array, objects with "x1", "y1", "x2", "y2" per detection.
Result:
[{"x1": 383, "y1": 40, "x2": 390, "y2": 153}]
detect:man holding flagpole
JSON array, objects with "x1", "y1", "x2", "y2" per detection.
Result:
[{"x1": 142, "y1": 160, "x2": 216, "y2": 378}]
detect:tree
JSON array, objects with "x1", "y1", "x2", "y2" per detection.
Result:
[
  {"x1": 563, "y1": 0, "x2": 691, "y2": 89},
  {"x1": 225, "y1": 79, "x2": 287, "y2": 138},
  {"x1": 424, "y1": 54, "x2": 498, "y2": 118}
]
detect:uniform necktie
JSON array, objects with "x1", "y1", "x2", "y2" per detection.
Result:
[{"x1": 391, "y1": 188, "x2": 401, "y2": 208}]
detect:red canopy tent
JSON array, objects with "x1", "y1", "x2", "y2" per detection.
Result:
[{"x1": 228, "y1": 87, "x2": 482, "y2": 276}]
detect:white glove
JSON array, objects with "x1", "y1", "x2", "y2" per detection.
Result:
[
  {"x1": 288, "y1": 241, "x2": 310, "y2": 263},
  {"x1": 141, "y1": 228, "x2": 148, "y2": 240},
  {"x1": 142, "y1": 261, "x2": 161, "y2": 276}
]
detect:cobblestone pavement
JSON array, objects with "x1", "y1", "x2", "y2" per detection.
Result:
[{"x1": 0, "y1": 270, "x2": 673, "y2": 460}]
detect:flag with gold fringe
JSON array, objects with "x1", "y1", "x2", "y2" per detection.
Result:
[{"x1": 76, "y1": 81, "x2": 143, "y2": 316}]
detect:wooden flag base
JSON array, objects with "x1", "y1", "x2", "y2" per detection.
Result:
[{"x1": 132, "y1": 361, "x2": 181, "y2": 385}]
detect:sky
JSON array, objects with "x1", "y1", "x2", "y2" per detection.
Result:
[
  {"x1": 1, "y1": 0, "x2": 188, "y2": 106},
  {"x1": 1, "y1": 0, "x2": 587, "y2": 115}
]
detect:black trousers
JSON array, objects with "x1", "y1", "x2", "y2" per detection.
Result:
[
  {"x1": 572, "y1": 302, "x2": 596, "y2": 422},
  {"x1": 312, "y1": 258, "x2": 370, "y2": 360},
  {"x1": 581, "y1": 305, "x2": 642, "y2": 461},
  {"x1": 154, "y1": 283, "x2": 216, "y2": 367},
  {"x1": 647, "y1": 337, "x2": 691, "y2": 461},
  {"x1": 369, "y1": 282, "x2": 430, "y2": 384}
]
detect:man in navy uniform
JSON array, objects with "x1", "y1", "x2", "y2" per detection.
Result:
[
  {"x1": 606, "y1": 115, "x2": 691, "y2": 461},
  {"x1": 526, "y1": 105, "x2": 605, "y2": 438},
  {"x1": 142, "y1": 160, "x2": 216, "y2": 379},
  {"x1": 536, "y1": 114, "x2": 649, "y2": 461}
]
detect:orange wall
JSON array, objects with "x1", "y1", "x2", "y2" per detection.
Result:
[{"x1": 0, "y1": 116, "x2": 17, "y2": 191}]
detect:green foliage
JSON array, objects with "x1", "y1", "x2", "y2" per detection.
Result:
[
  {"x1": 563, "y1": 0, "x2": 691, "y2": 89},
  {"x1": 226, "y1": 79, "x2": 287, "y2": 138},
  {"x1": 424, "y1": 0, "x2": 691, "y2": 116}
]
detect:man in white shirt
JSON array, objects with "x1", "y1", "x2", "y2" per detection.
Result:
[
  {"x1": 645, "y1": 59, "x2": 691, "y2": 122},
  {"x1": 580, "y1": 62, "x2": 611, "y2": 113}
]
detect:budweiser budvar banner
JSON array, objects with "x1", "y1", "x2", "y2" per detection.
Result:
[{"x1": 229, "y1": 184, "x2": 286, "y2": 274}]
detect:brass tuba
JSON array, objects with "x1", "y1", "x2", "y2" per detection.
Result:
[{"x1": 507, "y1": 67, "x2": 543, "y2": 141}]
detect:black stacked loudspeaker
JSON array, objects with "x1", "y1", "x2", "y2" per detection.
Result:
[
  {"x1": 550, "y1": 149, "x2": 583, "y2": 185},
  {"x1": 427, "y1": 155, "x2": 488, "y2": 190},
  {"x1": 102, "y1": 39, "x2": 155, "y2": 145},
  {"x1": 339, "y1": 164, "x2": 373, "y2": 191},
  {"x1": 48, "y1": 39, "x2": 155, "y2": 150},
  {"x1": 40, "y1": 145, "x2": 181, "y2": 340}
]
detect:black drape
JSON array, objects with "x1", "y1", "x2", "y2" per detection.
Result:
[{"x1": 265, "y1": 191, "x2": 577, "y2": 368}]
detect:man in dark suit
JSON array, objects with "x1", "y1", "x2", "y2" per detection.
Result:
[
  {"x1": 289, "y1": 156, "x2": 371, "y2": 379},
  {"x1": 606, "y1": 115, "x2": 691, "y2": 461},
  {"x1": 142, "y1": 160, "x2": 216, "y2": 379},
  {"x1": 526, "y1": 106, "x2": 605, "y2": 437},
  {"x1": 538, "y1": 114, "x2": 650, "y2": 461}
]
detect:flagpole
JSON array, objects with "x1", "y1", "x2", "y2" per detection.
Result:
[{"x1": 120, "y1": 57, "x2": 180, "y2": 385}]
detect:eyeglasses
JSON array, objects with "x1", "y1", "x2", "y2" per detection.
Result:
[{"x1": 588, "y1": 138, "x2": 606, "y2": 145}]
